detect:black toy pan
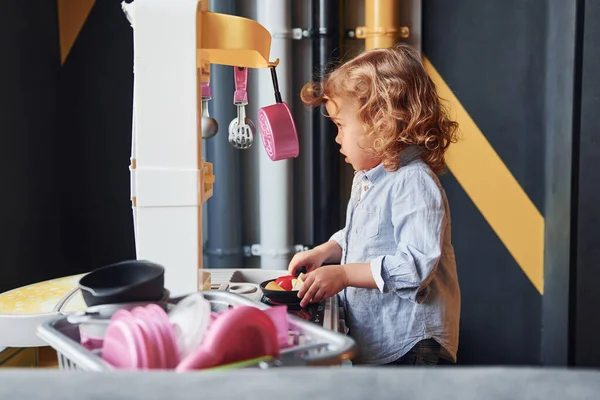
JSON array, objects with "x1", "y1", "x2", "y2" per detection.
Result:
[
  {"x1": 79, "y1": 260, "x2": 165, "y2": 307},
  {"x1": 259, "y1": 267, "x2": 307, "y2": 304}
]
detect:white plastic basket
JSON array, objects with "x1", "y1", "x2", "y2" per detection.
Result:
[{"x1": 37, "y1": 291, "x2": 355, "y2": 371}]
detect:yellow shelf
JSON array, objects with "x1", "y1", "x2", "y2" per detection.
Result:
[{"x1": 198, "y1": 12, "x2": 276, "y2": 69}]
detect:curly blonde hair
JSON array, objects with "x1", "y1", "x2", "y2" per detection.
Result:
[{"x1": 300, "y1": 44, "x2": 458, "y2": 174}]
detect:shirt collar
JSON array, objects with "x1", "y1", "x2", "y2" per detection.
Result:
[{"x1": 362, "y1": 145, "x2": 423, "y2": 184}]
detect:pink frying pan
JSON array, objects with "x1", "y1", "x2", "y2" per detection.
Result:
[
  {"x1": 175, "y1": 306, "x2": 279, "y2": 371},
  {"x1": 257, "y1": 66, "x2": 299, "y2": 161}
]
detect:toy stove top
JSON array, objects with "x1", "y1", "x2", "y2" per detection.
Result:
[
  {"x1": 258, "y1": 294, "x2": 326, "y2": 326},
  {"x1": 208, "y1": 269, "x2": 342, "y2": 333}
]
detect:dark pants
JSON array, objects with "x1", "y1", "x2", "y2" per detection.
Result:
[{"x1": 384, "y1": 339, "x2": 441, "y2": 366}]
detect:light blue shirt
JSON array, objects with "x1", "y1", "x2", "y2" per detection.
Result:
[{"x1": 331, "y1": 147, "x2": 460, "y2": 364}]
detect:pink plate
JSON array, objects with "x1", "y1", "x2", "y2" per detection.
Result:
[
  {"x1": 108, "y1": 309, "x2": 155, "y2": 368},
  {"x1": 102, "y1": 317, "x2": 148, "y2": 370},
  {"x1": 145, "y1": 303, "x2": 180, "y2": 369},
  {"x1": 132, "y1": 306, "x2": 165, "y2": 369},
  {"x1": 110, "y1": 308, "x2": 133, "y2": 323}
]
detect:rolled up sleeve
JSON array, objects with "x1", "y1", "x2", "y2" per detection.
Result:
[
  {"x1": 329, "y1": 228, "x2": 346, "y2": 252},
  {"x1": 370, "y1": 169, "x2": 445, "y2": 304}
]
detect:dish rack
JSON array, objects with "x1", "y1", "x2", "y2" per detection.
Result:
[{"x1": 37, "y1": 291, "x2": 356, "y2": 371}]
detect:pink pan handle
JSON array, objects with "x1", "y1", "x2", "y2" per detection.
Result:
[
  {"x1": 234, "y1": 66, "x2": 248, "y2": 104},
  {"x1": 270, "y1": 66, "x2": 283, "y2": 104},
  {"x1": 80, "y1": 333, "x2": 103, "y2": 351},
  {"x1": 201, "y1": 81, "x2": 211, "y2": 99},
  {"x1": 261, "y1": 305, "x2": 290, "y2": 347}
]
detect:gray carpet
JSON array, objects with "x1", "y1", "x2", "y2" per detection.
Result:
[{"x1": 0, "y1": 367, "x2": 599, "y2": 399}]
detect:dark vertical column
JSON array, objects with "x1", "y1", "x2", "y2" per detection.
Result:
[
  {"x1": 292, "y1": 0, "x2": 315, "y2": 248},
  {"x1": 573, "y1": 0, "x2": 600, "y2": 367},
  {"x1": 312, "y1": 0, "x2": 341, "y2": 245},
  {"x1": 541, "y1": 0, "x2": 582, "y2": 366},
  {"x1": 0, "y1": 2, "x2": 63, "y2": 292},
  {"x1": 205, "y1": 0, "x2": 243, "y2": 268}
]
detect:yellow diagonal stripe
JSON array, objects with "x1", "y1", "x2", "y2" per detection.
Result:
[
  {"x1": 424, "y1": 58, "x2": 545, "y2": 294},
  {"x1": 57, "y1": 0, "x2": 96, "y2": 64}
]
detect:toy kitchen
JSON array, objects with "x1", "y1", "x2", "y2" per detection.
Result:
[{"x1": 124, "y1": 0, "x2": 349, "y2": 338}]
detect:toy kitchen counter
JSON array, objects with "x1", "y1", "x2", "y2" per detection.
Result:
[
  {"x1": 207, "y1": 269, "x2": 348, "y2": 335},
  {"x1": 0, "y1": 274, "x2": 87, "y2": 368}
]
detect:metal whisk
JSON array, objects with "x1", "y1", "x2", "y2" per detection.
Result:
[
  {"x1": 228, "y1": 66, "x2": 254, "y2": 149},
  {"x1": 228, "y1": 106, "x2": 255, "y2": 149}
]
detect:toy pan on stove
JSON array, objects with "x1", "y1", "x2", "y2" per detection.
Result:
[{"x1": 36, "y1": 291, "x2": 356, "y2": 372}]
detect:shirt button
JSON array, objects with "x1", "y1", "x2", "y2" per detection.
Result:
[{"x1": 363, "y1": 185, "x2": 369, "y2": 191}]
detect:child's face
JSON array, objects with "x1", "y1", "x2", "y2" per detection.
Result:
[{"x1": 325, "y1": 96, "x2": 381, "y2": 171}]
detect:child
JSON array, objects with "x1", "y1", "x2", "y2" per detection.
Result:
[{"x1": 288, "y1": 44, "x2": 461, "y2": 366}]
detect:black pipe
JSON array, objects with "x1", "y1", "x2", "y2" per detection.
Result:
[{"x1": 312, "y1": 0, "x2": 341, "y2": 245}]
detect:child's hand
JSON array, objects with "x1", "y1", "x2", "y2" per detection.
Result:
[
  {"x1": 288, "y1": 248, "x2": 327, "y2": 277},
  {"x1": 297, "y1": 265, "x2": 348, "y2": 308}
]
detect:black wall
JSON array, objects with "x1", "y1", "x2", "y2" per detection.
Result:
[
  {"x1": 56, "y1": 1, "x2": 136, "y2": 276},
  {"x1": 424, "y1": 0, "x2": 600, "y2": 366},
  {"x1": 0, "y1": 0, "x2": 135, "y2": 293},
  {"x1": 0, "y1": 2, "x2": 63, "y2": 292},
  {"x1": 423, "y1": 0, "x2": 547, "y2": 365}
]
